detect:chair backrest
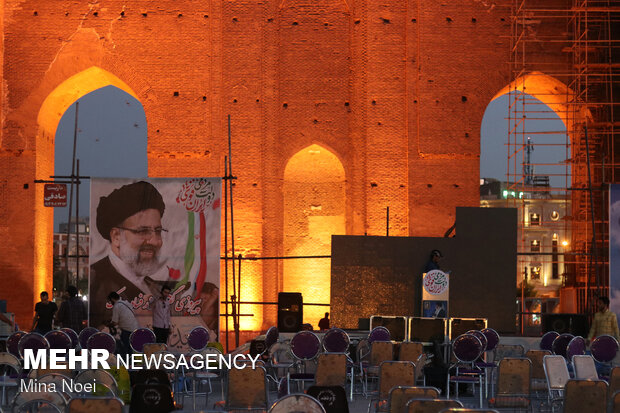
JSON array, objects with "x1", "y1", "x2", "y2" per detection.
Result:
[
  {"x1": 187, "y1": 326, "x2": 209, "y2": 351},
  {"x1": 494, "y1": 344, "x2": 525, "y2": 362},
  {"x1": 563, "y1": 379, "x2": 608, "y2": 412},
  {"x1": 142, "y1": 343, "x2": 167, "y2": 357},
  {"x1": 566, "y1": 336, "x2": 586, "y2": 359},
  {"x1": 405, "y1": 398, "x2": 463, "y2": 413},
  {"x1": 17, "y1": 332, "x2": 49, "y2": 357},
  {"x1": 78, "y1": 327, "x2": 99, "y2": 349},
  {"x1": 452, "y1": 334, "x2": 483, "y2": 363},
  {"x1": 315, "y1": 353, "x2": 347, "y2": 387},
  {"x1": 87, "y1": 331, "x2": 117, "y2": 353},
  {"x1": 307, "y1": 385, "x2": 349, "y2": 413},
  {"x1": 265, "y1": 326, "x2": 280, "y2": 350},
  {"x1": 322, "y1": 328, "x2": 350, "y2": 353},
  {"x1": 388, "y1": 386, "x2": 440, "y2": 413},
  {"x1": 481, "y1": 328, "x2": 500, "y2": 352},
  {"x1": 591, "y1": 334, "x2": 620, "y2": 363},
  {"x1": 226, "y1": 365, "x2": 268, "y2": 409},
  {"x1": 399, "y1": 342, "x2": 423, "y2": 362},
  {"x1": 357, "y1": 339, "x2": 370, "y2": 363},
  {"x1": 525, "y1": 349, "x2": 551, "y2": 380},
  {"x1": 75, "y1": 369, "x2": 119, "y2": 395},
  {"x1": 129, "y1": 383, "x2": 174, "y2": 413},
  {"x1": 543, "y1": 355, "x2": 570, "y2": 391},
  {"x1": 466, "y1": 330, "x2": 487, "y2": 352},
  {"x1": 68, "y1": 397, "x2": 124, "y2": 413},
  {"x1": 572, "y1": 354, "x2": 598, "y2": 380},
  {"x1": 610, "y1": 367, "x2": 620, "y2": 399},
  {"x1": 129, "y1": 369, "x2": 171, "y2": 388},
  {"x1": 438, "y1": 409, "x2": 499, "y2": 413},
  {"x1": 496, "y1": 357, "x2": 531, "y2": 395},
  {"x1": 540, "y1": 331, "x2": 559, "y2": 351},
  {"x1": 0, "y1": 352, "x2": 22, "y2": 375},
  {"x1": 612, "y1": 389, "x2": 620, "y2": 413},
  {"x1": 10, "y1": 390, "x2": 67, "y2": 412},
  {"x1": 129, "y1": 328, "x2": 156, "y2": 353},
  {"x1": 269, "y1": 393, "x2": 326, "y2": 413},
  {"x1": 369, "y1": 326, "x2": 391, "y2": 343},
  {"x1": 12, "y1": 399, "x2": 64, "y2": 413},
  {"x1": 6, "y1": 331, "x2": 26, "y2": 357},
  {"x1": 378, "y1": 361, "x2": 416, "y2": 399},
  {"x1": 551, "y1": 333, "x2": 574, "y2": 359},
  {"x1": 61, "y1": 328, "x2": 79, "y2": 348},
  {"x1": 290, "y1": 331, "x2": 321, "y2": 361},
  {"x1": 44, "y1": 330, "x2": 72, "y2": 350},
  {"x1": 371, "y1": 341, "x2": 394, "y2": 366}
]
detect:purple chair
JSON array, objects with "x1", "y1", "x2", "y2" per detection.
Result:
[
  {"x1": 6, "y1": 331, "x2": 26, "y2": 357},
  {"x1": 540, "y1": 331, "x2": 559, "y2": 351},
  {"x1": 552, "y1": 333, "x2": 574, "y2": 359},
  {"x1": 447, "y1": 334, "x2": 484, "y2": 408},
  {"x1": 288, "y1": 331, "x2": 321, "y2": 392},
  {"x1": 129, "y1": 328, "x2": 156, "y2": 353},
  {"x1": 17, "y1": 332, "x2": 49, "y2": 358},
  {"x1": 187, "y1": 326, "x2": 210, "y2": 351},
  {"x1": 368, "y1": 326, "x2": 391, "y2": 344},
  {"x1": 61, "y1": 328, "x2": 79, "y2": 348},
  {"x1": 44, "y1": 330, "x2": 72, "y2": 351},
  {"x1": 78, "y1": 327, "x2": 99, "y2": 349},
  {"x1": 87, "y1": 331, "x2": 117, "y2": 354},
  {"x1": 265, "y1": 326, "x2": 279, "y2": 350},
  {"x1": 467, "y1": 330, "x2": 488, "y2": 352},
  {"x1": 322, "y1": 328, "x2": 350, "y2": 353},
  {"x1": 481, "y1": 328, "x2": 500, "y2": 352},
  {"x1": 566, "y1": 336, "x2": 586, "y2": 360},
  {"x1": 591, "y1": 334, "x2": 619, "y2": 363}
]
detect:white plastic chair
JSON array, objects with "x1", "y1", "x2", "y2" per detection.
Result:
[
  {"x1": 543, "y1": 354, "x2": 570, "y2": 412},
  {"x1": 572, "y1": 354, "x2": 598, "y2": 380}
]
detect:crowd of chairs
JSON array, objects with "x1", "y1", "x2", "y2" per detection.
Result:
[{"x1": 4, "y1": 323, "x2": 620, "y2": 412}]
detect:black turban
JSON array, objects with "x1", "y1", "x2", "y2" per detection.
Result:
[{"x1": 96, "y1": 181, "x2": 165, "y2": 241}]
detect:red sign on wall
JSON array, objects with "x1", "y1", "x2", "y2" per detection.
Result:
[{"x1": 43, "y1": 184, "x2": 67, "y2": 207}]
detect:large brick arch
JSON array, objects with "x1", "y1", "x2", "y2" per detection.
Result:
[{"x1": 1, "y1": 0, "x2": 520, "y2": 331}]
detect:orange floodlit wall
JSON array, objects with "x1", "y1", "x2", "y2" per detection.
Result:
[{"x1": 1, "y1": 0, "x2": 519, "y2": 332}]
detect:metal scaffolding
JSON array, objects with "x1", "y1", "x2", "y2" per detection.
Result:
[{"x1": 508, "y1": 0, "x2": 619, "y2": 316}]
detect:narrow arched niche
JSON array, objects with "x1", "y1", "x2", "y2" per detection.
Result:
[{"x1": 283, "y1": 144, "x2": 345, "y2": 325}]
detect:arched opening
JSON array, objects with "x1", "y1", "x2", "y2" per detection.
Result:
[
  {"x1": 480, "y1": 72, "x2": 589, "y2": 320},
  {"x1": 283, "y1": 144, "x2": 346, "y2": 325},
  {"x1": 36, "y1": 67, "x2": 146, "y2": 301}
]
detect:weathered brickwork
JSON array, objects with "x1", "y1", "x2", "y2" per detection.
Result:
[{"x1": 0, "y1": 0, "x2": 540, "y2": 331}]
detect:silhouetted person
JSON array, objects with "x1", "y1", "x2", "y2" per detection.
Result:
[
  {"x1": 318, "y1": 312, "x2": 330, "y2": 330},
  {"x1": 152, "y1": 285, "x2": 171, "y2": 344},
  {"x1": 424, "y1": 250, "x2": 443, "y2": 273},
  {"x1": 107, "y1": 291, "x2": 139, "y2": 356},
  {"x1": 587, "y1": 296, "x2": 619, "y2": 344},
  {"x1": 56, "y1": 286, "x2": 87, "y2": 332},
  {"x1": 32, "y1": 291, "x2": 57, "y2": 334}
]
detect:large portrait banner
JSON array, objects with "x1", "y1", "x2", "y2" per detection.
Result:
[{"x1": 89, "y1": 178, "x2": 221, "y2": 351}]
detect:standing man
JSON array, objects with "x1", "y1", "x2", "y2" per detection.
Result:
[
  {"x1": 424, "y1": 250, "x2": 443, "y2": 273},
  {"x1": 107, "y1": 292, "x2": 139, "y2": 356},
  {"x1": 32, "y1": 291, "x2": 57, "y2": 334},
  {"x1": 56, "y1": 286, "x2": 87, "y2": 332},
  {"x1": 90, "y1": 181, "x2": 169, "y2": 328},
  {"x1": 318, "y1": 312, "x2": 330, "y2": 330},
  {"x1": 152, "y1": 285, "x2": 172, "y2": 344},
  {"x1": 587, "y1": 296, "x2": 620, "y2": 344}
]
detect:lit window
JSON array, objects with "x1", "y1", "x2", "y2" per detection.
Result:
[
  {"x1": 530, "y1": 213, "x2": 540, "y2": 226},
  {"x1": 531, "y1": 240, "x2": 540, "y2": 252},
  {"x1": 550, "y1": 211, "x2": 560, "y2": 221}
]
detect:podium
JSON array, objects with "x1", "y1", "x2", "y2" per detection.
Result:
[{"x1": 422, "y1": 270, "x2": 449, "y2": 318}]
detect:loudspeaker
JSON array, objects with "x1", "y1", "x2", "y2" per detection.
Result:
[
  {"x1": 370, "y1": 315, "x2": 408, "y2": 342},
  {"x1": 409, "y1": 317, "x2": 447, "y2": 342},
  {"x1": 542, "y1": 313, "x2": 589, "y2": 337},
  {"x1": 358, "y1": 318, "x2": 370, "y2": 330},
  {"x1": 278, "y1": 292, "x2": 303, "y2": 332},
  {"x1": 249, "y1": 339, "x2": 266, "y2": 356},
  {"x1": 449, "y1": 318, "x2": 488, "y2": 340}
]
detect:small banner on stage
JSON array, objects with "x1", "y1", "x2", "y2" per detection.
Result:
[
  {"x1": 89, "y1": 178, "x2": 221, "y2": 350},
  {"x1": 43, "y1": 183, "x2": 67, "y2": 207},
  {"x1": 422, "y1": 270, "x2": 449, "y2": 318},
  {"x1": 610, "y1": 184, "x2": 620, "y2": 318}
]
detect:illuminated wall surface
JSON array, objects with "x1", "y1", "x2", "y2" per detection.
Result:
[{"x1": 0, "y1": 0, "x2": 582, "y2": 332}]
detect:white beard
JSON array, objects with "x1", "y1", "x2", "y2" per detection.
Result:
[{"x1": 119, "y1": 234, "x2": 161, "y2": 277}]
